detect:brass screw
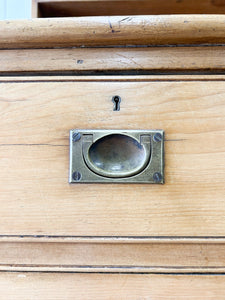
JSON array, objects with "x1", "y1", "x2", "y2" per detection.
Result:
[
  {"x1": 72, "y1": 171, "x2": 82, "y2": 182},
  {"x1": 153, "y1": 133, "x2": 162, "y2": 143},
  {"x1": 72, "y1": 131, "x2": 81, "y2": 142},
  {"x1": 153, "y1": 172, "x2": 162, "y2": 183}
]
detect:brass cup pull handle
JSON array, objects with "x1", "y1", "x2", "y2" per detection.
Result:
[
  {"x1": 69, "y1": 129, "x2": 164, "y2": 184},
  {"x1": 82, "y1": 133, "x2": 151, "y2": 178}
]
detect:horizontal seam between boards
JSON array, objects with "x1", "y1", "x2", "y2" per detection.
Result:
[
  {"x1": 0, "y1": 235, "x2": 225, "y2": 239},
  {"x1": 2, "y1": 44, "x2": 225, "y2": 50},
  {"x1": 0, "y1": 270, "x2": 225, "y2": 275},
  {"x1": 1, "y1": 265, "x2": 225, "y2": 269},
  {"x1": 2, "y1": 79, "x2": 225, "y2": 83}
]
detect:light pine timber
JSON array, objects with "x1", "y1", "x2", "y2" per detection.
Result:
[
  {"x1": 32, "y1": 0, "x2": 225, "y2": 18},
  {"x1": 0, "y1": 241, "x2": 224, "y2": 273},
  {"x1": 2, "y1": 47, "x2": 225, "y2": 73},
  {"x1": 1, "y1": 77, "x2": 225, "y2": 236},
  {"x1": 1, "y1": 15, "x2": 225, "y2": 49},
  {"x1": 1, "y1": 273, "x2": 225, "y2": 300}
]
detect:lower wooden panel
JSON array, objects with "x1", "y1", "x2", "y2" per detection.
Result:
[
  {"x1": 1, "y1": 273, "x2": 225, "y2": 299},
  {"x1": 0, "y1": 239, "x2": 224, "y2": 273}
]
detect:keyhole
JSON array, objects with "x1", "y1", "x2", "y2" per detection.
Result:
[{"x1": 112, "y1": 95, "x2": 121, "y2": 111}]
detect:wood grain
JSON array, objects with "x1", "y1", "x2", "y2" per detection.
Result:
[
  {"x1": 33, "y1": 0, "x2": 225, "y2": 18},
  {"x1": 0, "y1": 241, "x2": 224, "y2": 273},
  {"x1": 1, "y1": 77, "x2": 225, "y2": 236},
  {"x1": 1, "y1": 273, "x2": 225, "y2": 299},
  {"x1": 2, "y1": 12, "x2": 225, "y2": 294},
  {"x1": 2, "y1": 15, "x2": 225, "y2": 49},
  {"x1": 2, "y1": 47, "x2": 225, "y2": 73}
]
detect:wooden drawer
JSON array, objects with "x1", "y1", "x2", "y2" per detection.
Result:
[
  {"x1": 1, "y1": 75, "x2": 225, "y2": 275},
  {"x1": 1, "y1": 75, "x2": 225, "y2": 237}
]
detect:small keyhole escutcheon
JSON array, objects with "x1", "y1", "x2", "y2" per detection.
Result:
[{"x1": 112, "y1": 95, "x2": 121, "y2": 111}]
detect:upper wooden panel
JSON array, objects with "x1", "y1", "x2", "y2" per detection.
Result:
[
  {"x1": 1, "y1": 15, "x2": 225, "y2": 48},
  {"x1": 1, "y1": 76, "x2": 225, "y2": 237},
  {"x1": 33, "y1": 0, "x2": 225, "y2": 18}
]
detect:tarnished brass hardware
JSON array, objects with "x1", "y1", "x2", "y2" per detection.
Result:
[{"x1": 69, "y1": 129, "x2": 164, "y2": 183}]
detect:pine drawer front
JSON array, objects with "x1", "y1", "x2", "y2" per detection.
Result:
[
  {"x1": 1, "y1": 75, "x2": 225, "y2": 275},
  {"x1": 1, "y1": 75, "x2": 225, "y2": 238}
]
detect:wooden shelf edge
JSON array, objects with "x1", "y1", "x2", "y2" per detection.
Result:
[{"x1": 1, "y1": 15, "x2": 225, "y2": 49}]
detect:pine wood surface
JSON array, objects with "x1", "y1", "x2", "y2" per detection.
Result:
[
  {"x1": 2, "y1": 46, "x2": 225, "y2": 73},
  {"x1": 1, "y1": 272, "x2": 225, "y2": 299},
  {"x1": 2, "y1": 10, "x2": 225, "y2": 296},
  {"x1": 1, "y1": 15, "x2": 225, "y2": 49},
  {"x1": 1, "y1": 76, "x2": 225, "y2": 237}
]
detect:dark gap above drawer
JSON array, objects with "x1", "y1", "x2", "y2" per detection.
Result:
[
  {"x1": 37, "y1": 0, "x2": 225, "y2": 18},
  {"x1": 1, "y1": 70, "x2": 225, "y2": 77}
]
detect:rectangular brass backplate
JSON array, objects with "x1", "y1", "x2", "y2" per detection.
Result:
[{"x1": 69, "y1": 129, "x2": 164, "y2": 183}]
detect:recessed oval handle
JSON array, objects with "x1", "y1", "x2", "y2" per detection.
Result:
[{"x1": 82, "y1": 134, "x2": 151, "y2": 178}]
